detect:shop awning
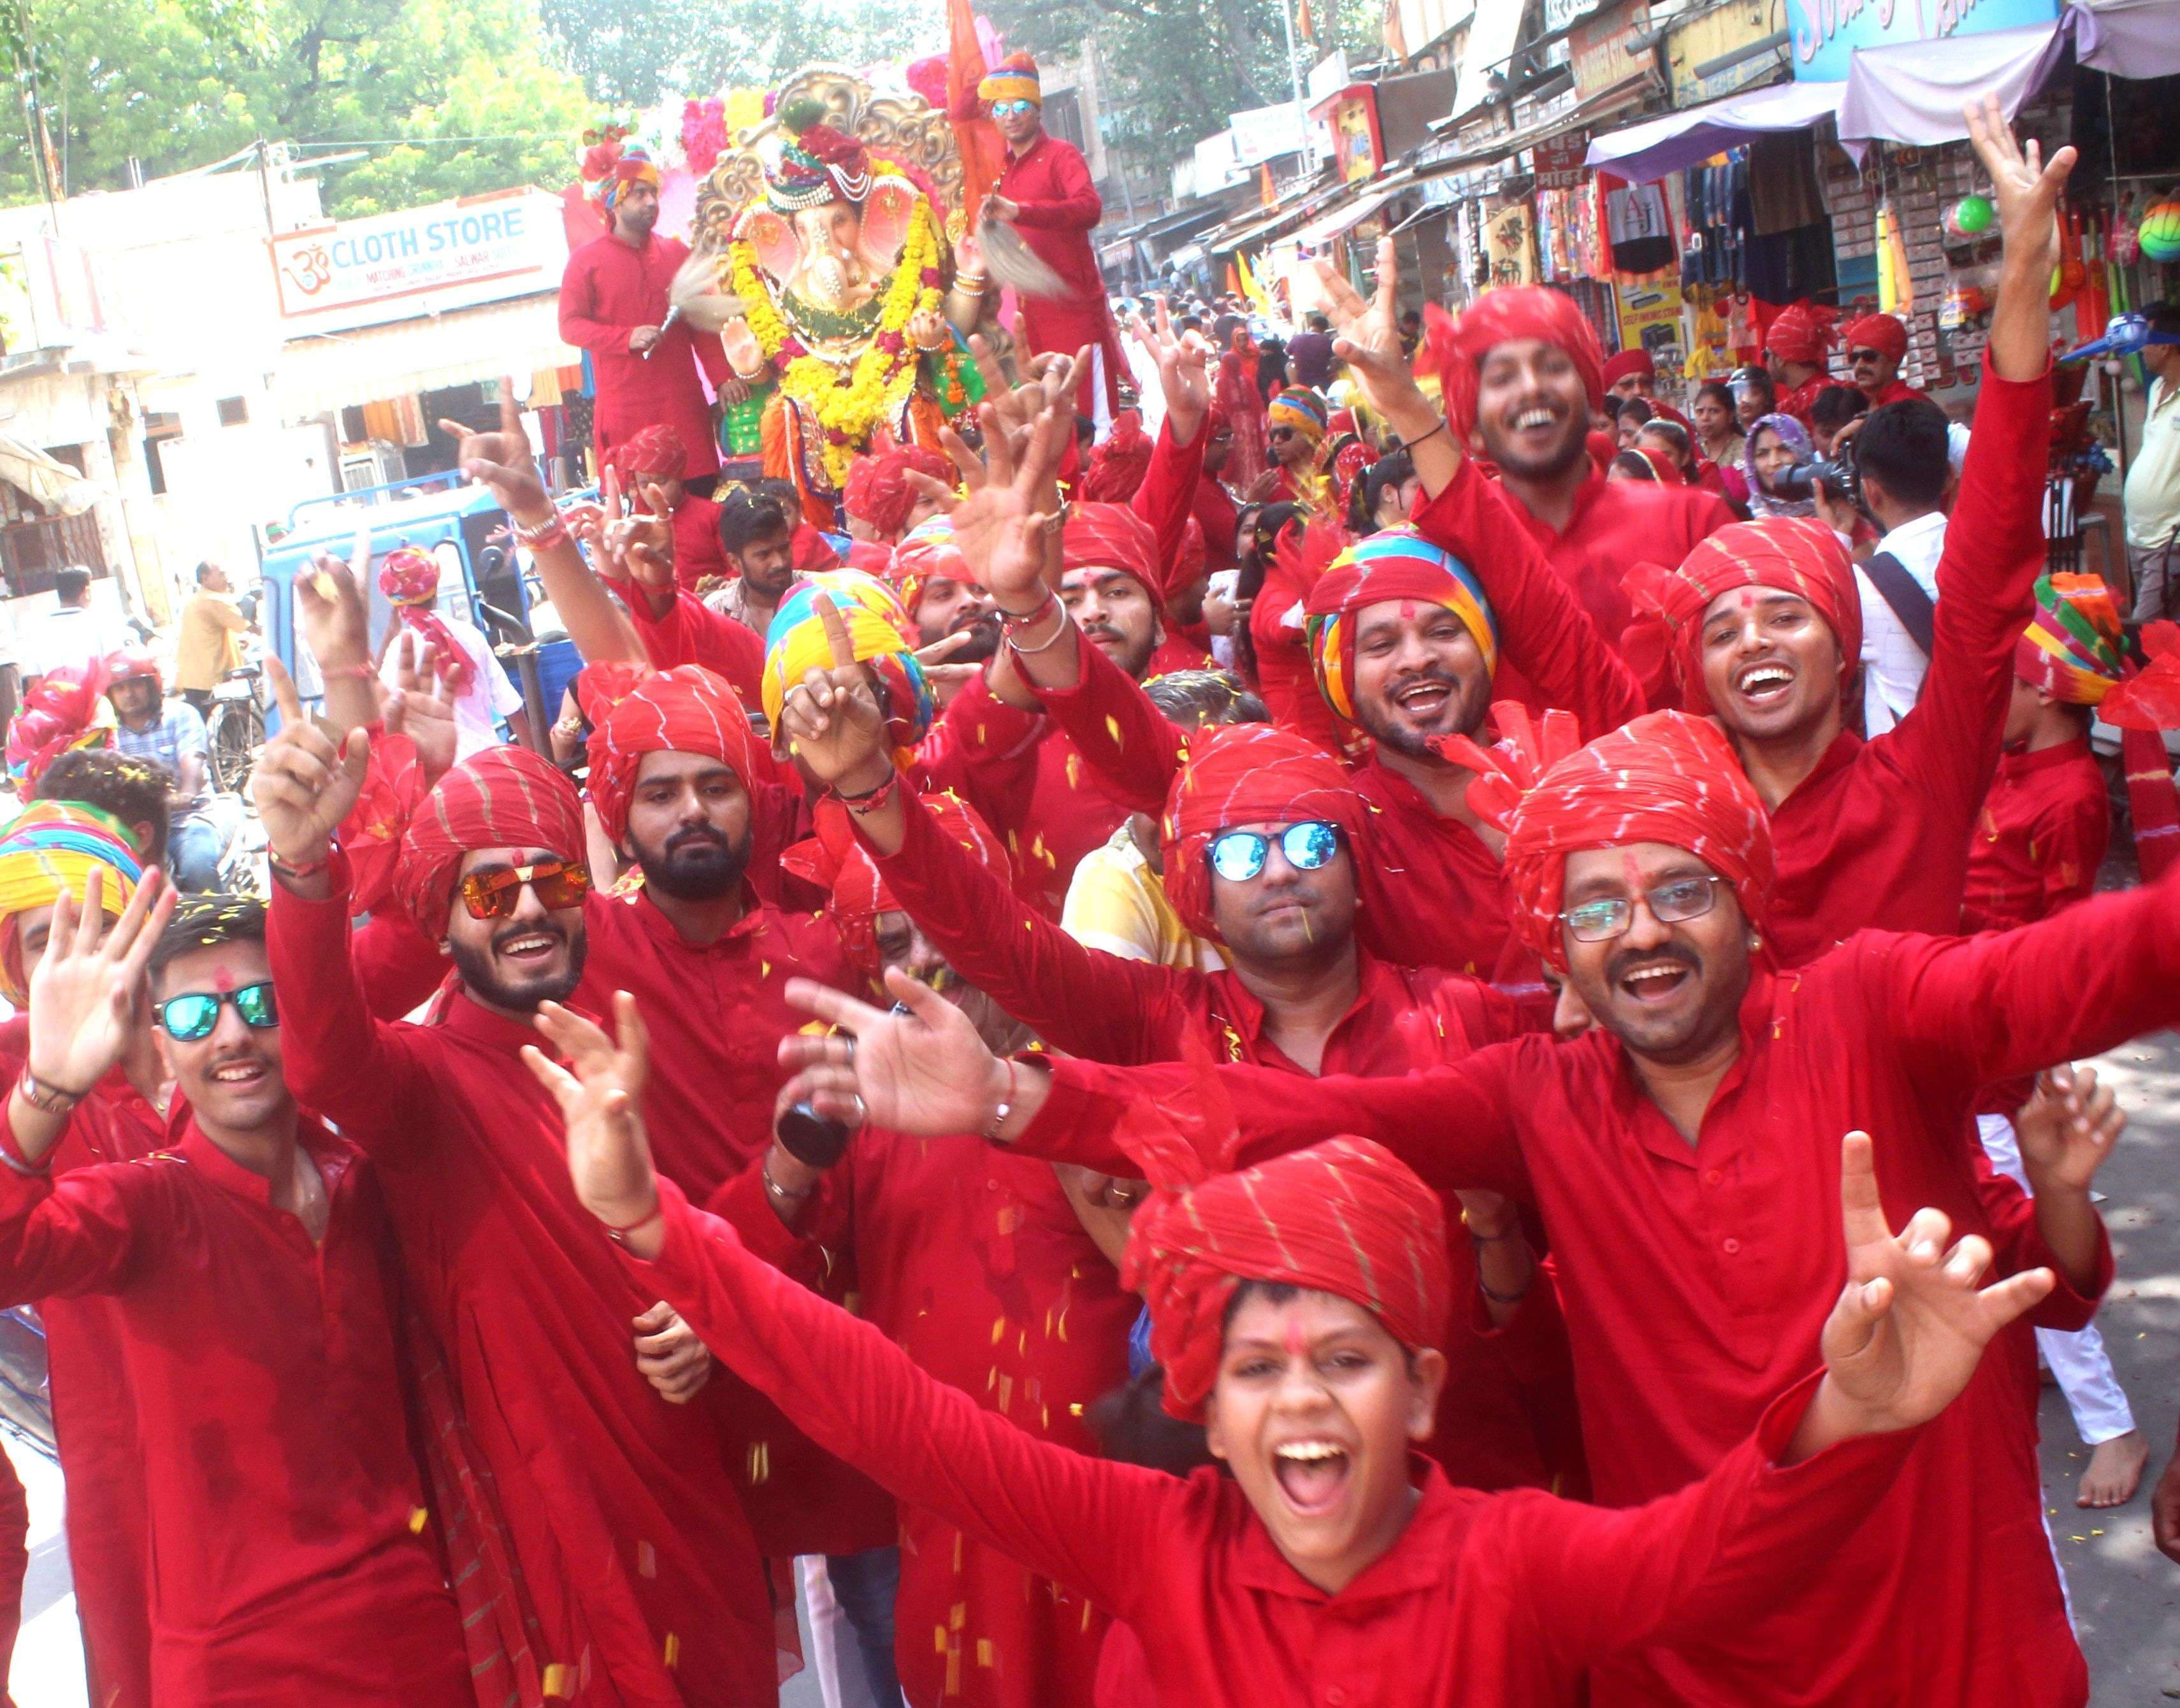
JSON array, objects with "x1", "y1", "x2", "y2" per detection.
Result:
[
  {"x1": 1290, "y1": 185, "x2": 1404, "y2": 250},
  {"x1": 1583, "y1": 79, "x2": 1845, "y2": 183},
  {"x1": 276, "y1": 292, "x2": 578, "y2": 415},
  {"x1": 0, "y1": 431, "x2": 103, "y2": 515}
]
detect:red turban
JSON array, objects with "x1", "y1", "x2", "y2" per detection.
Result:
[
  {"x1": 844, "y1": 447, "x2": 951, "y2": 540},
  {"x1": 1427, "y1": 287, "x2": 1605, "y2": 440},
  {"x1": 394, "y1": 744, "x2": 586, "y2": 941},
  {"x1": 889, "y1": 515, "x2": 964, "y2": 615},
  {"x1": 1649, "y1": 518, "x2": 1861, "y2": 716},
  {"x1": 1079, "y1": 412, "x2": 1153, "y2": 504},
  {"x1": 784, "y1": 791, "x2": 1007, "y2": 979},
  {"x1": 1765, "y1": 301, "x2": 1839, "y2": 366},
  {"x1": 377, "y1": 545, "x2": 476, "y2": 694},
  {"x1": 1122, "y1": 1120, "x2": 1452, "y2": 1423},
  {"x1": 1842, "y1": 312, "x2": 1907, "y2": 367},
  {"x1": 4, "y1": 663, "x2": 110, "y2": 787},
  {"x1": 1064, "y1": 502, "x2": 1163, "y2": 613},
  {"x1": 605, "y1": 424, "x2": 687, "y2": 485},
  {"x1": 584, "y1": 664, "x2": 759, "y2": 845},
  {"x1": 1160, "y1": 723, "x2": 1359, "y2": 938},
  {"x1": 1601, "y1": 348, "x2": 1655, "y2": 389},
  {"x1": 792, "y1": 525, "x2": 843, "y2": 574},
  {"x1": 1454, "y1": 708, "x2": 1773, "y2": 971}
]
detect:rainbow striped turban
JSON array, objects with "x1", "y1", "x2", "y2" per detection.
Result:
[
  {"x1": 1266, "y1": 386, "x2": 1329, "y2": 446},
  {"x1": 978, "y1": 52, "x2": 1041, "y2": 106},
  {"x1": 762, "y1": 570, "x2": 934, "y2": 761},
  {"x1": 1303, "y1": 525, "x2": 1498, "y2": 726},
  {"x1": 0, "y1": 801, "x2": 143, "y2": 1003},
  {"x1": 595, "y1": 143, "x2": 660, "y2": 212},
  {"x1": 2016, "y1": 573, "x2": 2126, "y2": 705}
]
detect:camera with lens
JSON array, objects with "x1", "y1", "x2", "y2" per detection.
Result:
[{"x1": 1771, "y1": 438, "x2": 1860, "y2": 508}]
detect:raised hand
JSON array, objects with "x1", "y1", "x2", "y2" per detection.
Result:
[
  {"x1": 2012, "y1": 1063, "x2": 2124, "y2": 1195},
  {"x1": 296, "y1": 528, "x2": 373, "y2": 672},
  {"x1": 250, "y1": 654, "x2": 370, "y2": 870},
  {"x1": 632, "y1": 1300, "x2": 712, "y2": 1403},
  {"x1": 1963, "y1": 92, "x2": 2074, "y2": 280},
  {"x1": 776, "y1": 968, "x2": 1013, "y2": 1137},
  {"x1": 384, "y1": 630, "x2": 461, "y2": 782},
  {"x1": 524, "y1": 992, "x2": 663, "y2": 1249},
  {"x1": 1796, "y1": 1132, "x2": 2054, "y2": 1455},
  {"x1": 774, "y1": 591, "x2": 890, "y2": 790},
  {"x1": 911, "y1": 403, "x2": 1064, "y2": 616},
  {"x1": 24, "y1": 868, "x2": 175, "y2": 1134},
  {"x1": 439, "y1": 380, "x2": 549, "y2": 521},
  {"x1": 1126, "y1": 298, "x2": 1213, "y2": 444},
  {"x1": 596, "y1": 468, "x2": 677, "y2": 599},
  {"x1": 1318, "y1": 238, "x2": 1433, "y2": 433}
]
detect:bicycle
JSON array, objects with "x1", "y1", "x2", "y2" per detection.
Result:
[{"x1": 206, "y1": 662, "x2": 266, "y2": 795}]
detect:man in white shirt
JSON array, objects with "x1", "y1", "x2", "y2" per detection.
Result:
[
  {"x1": 17, "y1": 566, "x2": 130, "y2": 687},
  {"x1": 2123, "y1": 298, "x2": 2180, "y2": 621},
  {"x1": 1849, "y1": 397, "x2": 1954, "y2": 736}
]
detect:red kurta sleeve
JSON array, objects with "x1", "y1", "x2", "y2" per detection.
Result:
[
  {"x1": 0, "y1": 1164, "x2": 147, "y2": 1302},
  {"x1": 349, "y1": 909, "x2": 459, "y2": 1020},
  {"x1": 1130, "y1": 419, "x2": 1209, "y2": 599},
  {"x1": 1008, "y1": 145, "x2": 1102, "y2": 231},
  {"x1": 1871, "y1": 859, "x2": 2180, "y2": 1097},
  {"x1": 1014, "y1": 1047, "x2": 1535, "y2": 1199},
  {"x1": 628, "y1": 1179, "x2": 1174, "y2": 1615},
  {"x1": 1412, "y1": 457, "x2": 1646, "y2": 740},
  {"x1": 1027, "y1": 631, "x2": 1187, "y2": 817},
  {"x1": 1503, "y1": 1371, "x2": 1919, "y2": 1672},
  {"x1": 621, "y1": 587, "x2": 767, "y2": 706},
  {"x1": 557, "y1": 245, "x2": 635, "y2": 354},
  {"x1": 1971, "y1": 1145, "x2": 2111, "y2": 1333},
  {"x1": 1870, "y1": 354, "x2": 2053, "y2": 822},
  {"x1": 869, "y1": 785, "x2": 1185, "y2": 1063}
]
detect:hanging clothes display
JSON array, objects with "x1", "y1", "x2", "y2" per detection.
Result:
[{"x1": 1599, "y1": 172, "x2": 1675, "y2": 275}]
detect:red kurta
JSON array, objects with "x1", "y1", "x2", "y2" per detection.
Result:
[
  {"x1": 713, "y1": 1130, "x2": 1134, "y2": 1708},
  {"x1": 1962, "y1": 736, "x2": 2108, "y2": 933},
  {"x1": 559, "y1": 233, "x2": 728, "y2": 483},
  {"x1": 997, "y1": 136, "x2": 1123, "y2": 417},
  {"x1": 1757, "y1": 357, "x2": 2051, "y2": 968},
  {"x1": 1775, "y1": 375, "x2": 1828, "y2": 427},
  {"x1": 269, "y1": 860, "x2": 782, "y2": 1706},
  {"x1": 671, "y1": 492, "x2": 728, "y2": 592},
  {"x1": 0, "y1": 1109, "x2": 471, "y2": 1707},
  {"x1": 1013, "y1": 874, "x2": 2180, "y2": 1707},
  {"x1": 627, "y1": 1182, "x2": 1928, "y2": 1708},
  {"x1": 867, "y1": 790, "x2": 1564, "y2": 1491},
  {"x1": 1865, "y1": 378, "x2": 1928, "y2": 408}
]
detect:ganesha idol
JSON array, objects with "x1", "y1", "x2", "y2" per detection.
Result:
[{"x1": 698, "y1": 76, "x2": 992, "y2": 515}]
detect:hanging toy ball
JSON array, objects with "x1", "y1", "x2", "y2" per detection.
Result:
[
  {"x1": 1952, "y1": 194, "x2": 1995, "y2": 238},
  {"x1": 2140, "y1": 199, "x2": 2180, "y2": 265}
]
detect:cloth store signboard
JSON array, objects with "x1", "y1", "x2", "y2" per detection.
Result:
[{"x1": 1787, "y1": 0, "x2": 2057, "y2": 82}]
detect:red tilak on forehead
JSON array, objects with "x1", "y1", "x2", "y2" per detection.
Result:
[
  {"x1": 1400, "y1": 599, "x2": 1418, "y2": 622},
  {"x1": 1285, "y1": 1318, "x2": 1310, "y2": 1361},
  {"x1": 1620, "y1": 849, "x2": 1644, "y2": 894},
  {"x1": 212, "y1": 967, "x2": 236, "y2": 993}
]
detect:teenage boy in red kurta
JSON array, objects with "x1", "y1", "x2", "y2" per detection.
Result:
[
  {"x1": 538, "y1": 993, "x2": 2061, "y2": 1708},
  {"x1": 793, "y1": 708, "x2": 2144, "y2": 1708},
  {"x1": 0, "y1": 882, "x2": 474, "y2": 1708}
]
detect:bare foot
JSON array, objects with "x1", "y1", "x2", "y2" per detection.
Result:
[{"x1": 2077, "y1": 1430, "x2": 2148, "y2": 1508}]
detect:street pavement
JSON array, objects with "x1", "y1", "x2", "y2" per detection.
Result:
[{"x1": 7, "y1": 1031, "x2": 2180, "y2": 1706}]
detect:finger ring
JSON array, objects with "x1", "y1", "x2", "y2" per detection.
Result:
[
  {"x1": 848, "y1": 1093, "x2": 867, "y2": 1128},
  {"x1": 842, "y1": 1035, "x2": 857, "y2": 1066}
]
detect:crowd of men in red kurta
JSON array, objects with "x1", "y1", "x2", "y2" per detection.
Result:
[{"x1": 3, "y1": 89, "x2": 2180, "y2": 1708}]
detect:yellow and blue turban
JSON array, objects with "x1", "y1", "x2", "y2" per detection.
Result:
[
  {"x1": 1303, "y1": 526, "x2": 1498, "y2": 726},
  {"x1": 1267, "y1": 386, "x2": 1329, "y2": 446},
  {"x1": 0, "y1": 800, "x2": 144, "y2": 1003},
  {"x1": 595, "y1": 143, "x2": 660, "y2": 213},
  {"x1": 762, "y1": 570, "x2": 934, "y2": 761},
  {"x1": 979, "y1": 52, "x2": 1041, "y2": 106}
]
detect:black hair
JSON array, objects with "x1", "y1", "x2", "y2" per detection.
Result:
[
  {"x1": 194, "y1": 561, "x2": 221, "y2": 584},
  {"x1": 1306, "y1": 312, "x2": 1331, "y2": 333},
  {"x1": 1635, "y1": 418, "x2": 1691, "y2": 465},
  {"x1": 54, "y1": 566, "x2": 90, "y2": 602},
  {"x1": 1810, "y1": 384, "x2": 1869, "y2": 441},
  {"x1": 1230, "y1": 503, "x2": 1305, "y2": 689},
  {"x1": 2147, "y1": 299, "x2": 2180, "y2": 335},
  {"x1": 1074, "y1": 413, "x2": 1095, "y2": 448},
  {"x1": 1612, "y1": 396, "x2": 1654, "y2": 429},
  {"x1": 34, "y1": 749, "x2": 171, "y2": 865},
  {"x1": 1855, "y1": 396, "x2": 1951, "y2": 512},
  {"x1": 1353, "y1": 448, "x2": 1416, "y2": 535},
  {"x1": 1176, "y1": 314, "x2": 1204, "y2": 336},
  {"x1": 148, "y1": 894, "x2": 268, "y2": 987},
  {"x1": 1086, "y1": 1366, "x2": 1218, "y2": 1475},
  {"x1": 1612, "y1": 449, "x2": 1662, "y2": 482},
  {"x1": 1220, "y1": 1277, "x2": 1420, "y2": 1372},
  {"x1": 716, "y1": 489, "x2": 793, "y2": 557},
  {"x1": 1694, "y1": 380, "x2": 1737, "y2": 418},
  {"x1": 1253, "y1": 338, "x2": 1286, "y2": 409},
  {"x1": 1212, "y1": 313, "x2": 1242, "y2": 346},
  {"x1": 1143, "y1": 669, "x2": 1269, "y2": 729}
]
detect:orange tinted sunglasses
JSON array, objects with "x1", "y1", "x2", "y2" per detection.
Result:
[{"x1": 458, "y1": 858, "x2": 591, "y2": 920}]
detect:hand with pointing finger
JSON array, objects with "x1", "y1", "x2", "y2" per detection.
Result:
[
  {"x1": 774, "y1": 968, "x2": 1015, "y2": 1139},
  {"x1": 250, "y1": 654, "x2": 371, "y2": 879},
  {"x1": 439, "y1": 382, "x2": 550, "y2": 522},
  {"x1": 775, "y1": 592, "x2": 890, "y2": 794},
  {"x1": 1316, "y1": 238, "x2": 1436, "y2": 437}
]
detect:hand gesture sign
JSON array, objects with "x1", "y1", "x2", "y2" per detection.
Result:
[
  {"x1": 250, "y1": 654, "x2": 370, "y2": 870},
  {"x1": 384, "y1": 630, "x2": 461, "y2": 783},
  {"x1": 909, "y1": 396, "x2": 1069, "y2": 616},
  {"x1": 1316, "y1": 237, "x2": 1432, "y2": 431},
  {"x1": 439, "y1": 380, "x2": 549, "y2": 521},
  {"x1": 776, "y1": 968, "x2": 1011, "y2": 1137},
  {"x1": 2011, "y1": 1063, "x2": 2124, "y2": 1196},
  {"x1": 774, "y1": 591, "x2": 890, "y2": 791},
  {"x1": 1804, "y1": 1132, "x2": 2054, "y2": 1448},
  {"x1": 524, "y1": 993, "x2": 663, "y2": 1250},
  {"x1": 598, "y1": 466, "x2": 677, "y2": 597},
  {"x1": 1125, "y1": 296, "x2": 1214, "y2": 441},
  {"x1": 1962, "y1": 92, "x2": 2075, "y2": 283},
  {"x1": 25, "y1": 866, "x2": 174, "y2": 1123},
  {"x1": 296, "y1": 527, "x2": 373, "y2": 673}
]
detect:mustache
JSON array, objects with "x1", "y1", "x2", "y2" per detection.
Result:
[
  {"x1": 491, "y1": 920, "x2": 568, "y2": 953},
  {"x1": 1606, "y1": 943, "x2": 1702, "y2": 986},
  {"x1": 1079, "y1": 621, "x2": 1124, "y2": 643},
  {"x1": 948, "y1": 614, "x2": 1002, "y2": 664},
  {"x1": 665, "y1": 823, "x2": 732, "y2": 853}
]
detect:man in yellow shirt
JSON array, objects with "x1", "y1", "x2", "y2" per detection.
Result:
[{"x1": 172, "y1": 561, "x2": 250, "y2": 714}]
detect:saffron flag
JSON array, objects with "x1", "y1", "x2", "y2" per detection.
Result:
[{"x1": 946, "y1": 0, "x2": 1009, "y2": 220}]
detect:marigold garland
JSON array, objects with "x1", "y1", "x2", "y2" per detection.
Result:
[{"x1": 727, "y1": 189, "x2": 944, "y2": 489}]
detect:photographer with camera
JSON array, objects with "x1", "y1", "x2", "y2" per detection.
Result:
[{"x1": 1849, "y1": 398, "x2": 1956, "y2": 736}]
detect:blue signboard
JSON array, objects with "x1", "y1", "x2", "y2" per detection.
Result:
[{"x1": 1787, "y1": 0, "x2": 2058, "y2": 80}]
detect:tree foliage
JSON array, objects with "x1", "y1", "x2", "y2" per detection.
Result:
[
  {"x1": 0, "y1": 0, "x2": 590, "y2": 217},
  {"x1": 538, "y1": 0, "x2": 944, "y2": 111}
]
